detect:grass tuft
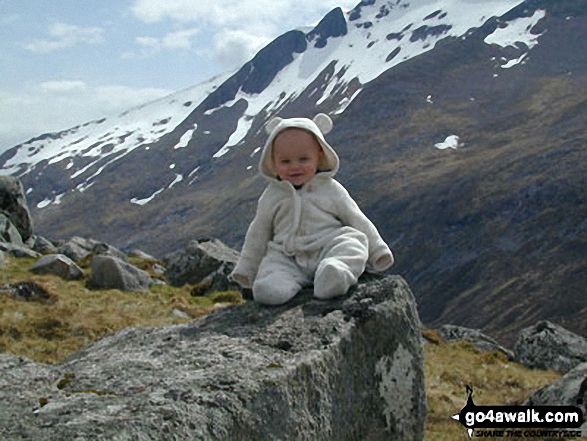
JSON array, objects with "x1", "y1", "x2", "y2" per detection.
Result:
[{"x1": 209, "y1": 290, "x2": 244, "y2": 304}]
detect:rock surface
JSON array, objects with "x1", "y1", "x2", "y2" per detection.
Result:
[
  {"x1": 128, "y1": 249, "x2": 157, "y2": 261},
  {"x1": 525, "y1": 362, "x2": 587, "y2": 436},
  {"x1": 0, "y1": 175, "x2": 33, "y2": 242},
  {"x1": 514, "y1": 320, "x2": 587, "y2": 373},
  {"x1": 0, "y1": 213, "x2": 24, "y2": 245},
  {"x1": 92, "y1": 242, "x2": 129, "y2": 262},
  {"x1": 306, "y1": 7, "x2": 347, "y2": 48},
  {"x1": 31, "y1": 235, "x2": 58, "y2": 254},
  {"x1": 0, "y1": 275, "x2": 426, "y2": 440}
]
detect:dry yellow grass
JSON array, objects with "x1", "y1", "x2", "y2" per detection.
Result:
[
  {"x1": 0, "y1": 255, "x2": 243, "y2": 363},
  {"x1": 423, "y1": 330, "x2": 562, "y2": 440}
]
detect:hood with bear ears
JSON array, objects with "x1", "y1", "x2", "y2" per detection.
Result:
[{"x1": 259, "y1": 113, "x2": 340, "y2": 181}]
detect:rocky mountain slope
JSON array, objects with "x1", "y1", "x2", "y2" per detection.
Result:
[
  {"x1": 338, "y1": 0, "x2": 587, "y2": 344},
  {"x1": 1, "y1": 0, "x2": 586, "y2": 343}
]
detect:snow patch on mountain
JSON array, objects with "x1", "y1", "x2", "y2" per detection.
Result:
[
  {"x1": 174, "y1": 124, "x2": 198, "y2": 149},
  {"x1": 131, "y1": 188, "x2": 165, "y2": 206},
  {"x1": 485, "y1": 9, "x2": 546, "y2": 49},
  {"x1": 485, "y1": 9, "x2": 546, "y2": 68},
  {"x1": 484, "y1": 10, "x2": 546, "y2": 69},
  {"x1": 169, "y1": 174, "x2": 183, "y2": 188},
  {"x1": 435, "y1": 135, "x2": 460, "y2": 150}
]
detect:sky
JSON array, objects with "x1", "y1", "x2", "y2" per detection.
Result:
[{"x1": 0, "y1": 0, "x2": 359, "y2": 153}]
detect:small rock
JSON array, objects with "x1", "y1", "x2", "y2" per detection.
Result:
[
  {"x1": 88, "y1": 255, "x2": 152, "y2": 291},
  {"x1": 438, "y1": 324, "x2": 515, "y2": 360},
  {"x1": 30, "y1": 254, "x2": 85, "y2": 281},
  {"x1": 31, "y1": 235, "x2": 58, "y2": 254},
  {"x1": 164, "y1": 238, "x2": 239, "y2": 287},
  {"x1": 0, "y1": 241, "x2": 40, "y2": 258},
  {"x1": 92, "y1": 242, "x2": 128, "y2": 262},
  {"x1": 171, "y1": 309, "x2": 191, "y2": 319},
  {"x1": 128, "y1": 249, "x2": 157, "y2": 260},
  {"x1": 1, "y1": 281, "x2": 54, "y2": 303},
  {"x1": 151, "y1": 263, "x2": 166, "y2": 276},
  {"x1": 57, "y1": 236, "x2": 98, "y2": 263}
]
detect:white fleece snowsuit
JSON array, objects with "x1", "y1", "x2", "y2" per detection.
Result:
[{"x1": 230, "y1": 114, "x2": 394, "y2": 305}]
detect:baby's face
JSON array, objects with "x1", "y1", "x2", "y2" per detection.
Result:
[{"x1": 272, "y1": 129, "x2": 324, "y2": 187}]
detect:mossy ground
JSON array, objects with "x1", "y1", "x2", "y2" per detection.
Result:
[{"x1": 0, "y1": 255, "x2": 563, "y2": 439}]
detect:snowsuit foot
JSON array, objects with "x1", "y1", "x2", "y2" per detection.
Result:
[
  {"x1": 314, "y1": 227, "x2": 369, "y2": 299},
  {"x1": 252, "y1": 249, "x2": 310, "y2": 305}
]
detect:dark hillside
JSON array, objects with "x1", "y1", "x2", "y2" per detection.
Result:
[{"x1": 328, "y1": 2, "x2": 587, "y2": 343}]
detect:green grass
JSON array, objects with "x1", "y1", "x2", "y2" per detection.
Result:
[{"x1": 0, "y1": 255, "x2": 563, "y2": 439}]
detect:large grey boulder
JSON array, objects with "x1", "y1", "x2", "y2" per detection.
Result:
[
  {"x1": 0, "y1": 176, "x2": 33, "y2": 242},
  {"x1": 165, "y1": 238, "x2": 240, "y2": 288},
  {"x1": 0, "y1": 275, "x2": 426, "y2": 440},
  {"x1": 525, "y1": 362, "x2": 587, "y2": 436},
  {"x1": 514, "y1": 320, "x2": 587, "y2": 373},
  {"x1": 0, "y1": 250, "x2": 5, "y2": 269},
  {"x1": 88, "y1": 255, "x2": 152, "y2": 291},
  {"x1": 438, "y1": 324, "x2": 515, "y2": 361},
  {"x1": 30, "y1": 254, "x2": 85, "y2": 281}
]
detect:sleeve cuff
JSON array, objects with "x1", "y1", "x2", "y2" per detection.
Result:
[
  {"x1": 229, "y1": 272, "x2": 252, "y2": 289},
  {"x1": 370, "y1": 249, "x2": 394, "y2": 272}
]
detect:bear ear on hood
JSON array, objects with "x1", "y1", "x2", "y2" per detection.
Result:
[
  {"x1": 265, "y1": 117, "x2": 283, "y2": 134},
  {"x1": 313, "y1": 113, "x2": 333, "y2": 134}
]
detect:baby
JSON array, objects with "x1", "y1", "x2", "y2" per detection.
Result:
[{"x1": 230, "y1": 114, "x2": 394, "y2": 305}]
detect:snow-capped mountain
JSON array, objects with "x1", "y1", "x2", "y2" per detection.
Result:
[
  {"x1": 3, "y1": 0, "x2": 528, "y2": 208},
  {"x1": 2, "y1": 0, "x2": 586, "y2": 343}
]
